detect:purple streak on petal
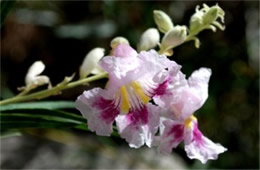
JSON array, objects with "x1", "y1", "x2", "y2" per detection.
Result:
[
  {"x1": 168, "y1": 124, "x2": 184, "y2": 138},
  {"x1": 192, "y1": 123, "x2": 203, "y2": 145},
  {"x1": 153, "y1": 78, "x2": 170, "y2": 96},
  {"x1": 126, "y1": 105, "x2": 149, "y2": 125},
  {"x1": 93, "y1": 97, "x2": 120, "y2": 124},
  {"x1": 168, "y1": 124, "x2": 184, "y2": 144}
]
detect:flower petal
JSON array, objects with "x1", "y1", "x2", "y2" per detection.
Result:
[
  {"x1": 138, "y1": 50, "x2": 175, "y2": 75},
  {"x1": 184, "y1": 123, "x2": 227, "y2": 164},
  {"x1": 156, "y1": 68, "x2": 211, "y2": 121},
  {"x1": 113, "y1": 44, "x2": 137, "y2": 58},
  {"x1": 158, "y1": 119, "x2": 184, "y2": 154},
  {"x1": 188, "y1": 67, "x2": 212, "y2": 107},
  {"x1": 185, "y1": 135, "x2": 227, "y2": 164},
  {"x1": 153, "y1": 66, "x2": 186, "y2": 108},
  {"x1": 100, "y1": 54, "x2": 141, "y2": 91},
  {"x1": 75, "y1": 88, "x2": 119, "y2": 136},
  {"x1": 116, "y1": 104, "x2": 160, "y2": 148}
]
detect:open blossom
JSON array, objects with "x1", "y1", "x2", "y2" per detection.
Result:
[
  {"x1": 156, "y1": 68, "x2": 227, "y2": 163},
  {"x1": 76, "y1": 44, "x2": 180, "y2": 148}
]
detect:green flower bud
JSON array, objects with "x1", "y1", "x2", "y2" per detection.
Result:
[
  {"x1": 161, "y1": 25, "x2": 187, "y2": 51},
  {"x1": 203, "y1": 6, "x2": 219, "y2": 24},
  {"x1": 189, "y1": 4, "x2": 225, "y2": 35},
  {"x1": 189, "y1": 11, "x2": 203, "y2": 34},
  {"x1": 153, "y1": 10, "x2": 174, "y2": 33}
]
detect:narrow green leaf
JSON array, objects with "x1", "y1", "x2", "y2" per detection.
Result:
[
  {"x1": 1, "y1": 121, "x2": 77, "y2": 130},
  {"x1": 1, "y1": 113, "x2": 83, "y2": 124},
  {"x1": 0, "y1": 101, "x2": 75, "y2": 111},
  {"x1": 2, "y1": 109, "x2": 85, "y2": 121},
  {"x1": 0, "y1": 109, "x2": 86, "y2": 131}
]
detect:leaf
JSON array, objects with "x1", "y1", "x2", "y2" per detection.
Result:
[
  {"x1": 0, "y1": 101, "x2": 75, "y2": 111},
  {"x1": 0, "y1": 0, "x2": 16, "y2": 27},
  {"x1": 1, "y1": 113, "x2": 83, "y2": 124},
  {"x1": 1, "y1": 121, "x2": 77, "y2": 131},
  {"x1": 0, "y1": 109, "x2": 86, "y2": 131},
  {"x1": 2, "y1": 109, "x2": 84, "y2": 121}
]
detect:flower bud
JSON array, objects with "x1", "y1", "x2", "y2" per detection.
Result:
[
  {"x1": 189, "y1": 10, "x2": 203, "y2": 34},
  {"x1": 153, "y1": 10, "x2": 174, "y2": 33},
  {"x1": 189, "y1": 4, "x2": 225, "y2": 34},
  {"x1": 25, "y1": 61, "x2": 51, "y2": 89},
  {"x1": 79, "y1": 48, "x2": 105, "y2": 79},
  {"x1": 161, "y1": 25, "x2": 187, "y2": 51},
  {"x1": 203, "y1": 6, "x2": 219, "y2": 25},
  {"x1": 138, "y1": 28, "x2": 160, "y2": 51},
  {"x1": 110, "y1": 37, "x2": 129, "y2": 49}
]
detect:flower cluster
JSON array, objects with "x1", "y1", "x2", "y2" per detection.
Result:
[
  {"x1": 75, "y1": 3, "x2": 227, "y2": 164},
  {"x1": 76, "y1": 43, "x2": 227, "y2": 163}
]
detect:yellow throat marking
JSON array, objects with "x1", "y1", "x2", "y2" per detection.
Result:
[
  {"x1": 131, "y1": 82, "x2": 150, "y2": 104},
  {"x1": 184, "y1": 115, "x2": 197, "y2": 129},
  {"x1": 120, "y1": 86, "x2": 131, "y2": 113},
  {"x1": 119, "y1": 82, "x2": 151, "y2": 113}
]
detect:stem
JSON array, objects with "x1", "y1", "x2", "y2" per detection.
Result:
[
  {"x1": 64, "y1": 73, "x2": 107, "y2": 90},
  {"x1": 0, "y1": 73, "x2": 108, "y2": 106},
  {"x1": 17, "y1": 88, "x2": 31, "y2": 96}
]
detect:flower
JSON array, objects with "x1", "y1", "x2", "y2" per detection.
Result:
[
  {"x1": 156, "y1": 68, "x2": 227, "y2": 163},
  {"x1": 76, "y1": 44, "x2": 179, "y2": 148},
  {"x1": 158, "y1": 116, "x2": 227, "y2": 164}
]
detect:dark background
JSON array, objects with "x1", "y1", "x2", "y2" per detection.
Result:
[{"x1": 1, "y1": 1, "x2": 259, "y2": 169}]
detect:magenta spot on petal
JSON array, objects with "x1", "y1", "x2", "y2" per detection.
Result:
[
  {"x1": 93, "y1": 97, "x2": 120, "y2": 124},
  {"x1": 168, "y1": 124, "x2": 184, "y2": 145},
  {"x1": 193, "y1": 123, "x2": 203, "y2": 145},
  {"x1": 126, "y1": 106, "x2": 148, "y2": 125},
  {"x1": 168, "y1": 124, "x2": 184, "y2": 139},
  {"x1": 153, "y1": 78, "x2": 169, "y2": 96}
]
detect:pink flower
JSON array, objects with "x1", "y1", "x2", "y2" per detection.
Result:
[
  {"x1": 76, "y1": 44, "x2": 179, "y2": 148},
  {"x1": 155, "y1": 68, "x2": 211, "y2": 120},
  {"x1": 156, "y1": 68, "x2": 227, "y2": 163},
  {"x1": 158, "y1": 117, "x2": 227, "y2": 164}
]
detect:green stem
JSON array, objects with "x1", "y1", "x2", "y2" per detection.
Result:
[
  {"x1": 0, "y1": 73, "x2": 108, "y2": 106},
  {"x1": 17, "y1": 88, "x2": 31, "y2": 96},
  {"x1": 63, "y1": 73, "x2": 107, "y2": 90}
]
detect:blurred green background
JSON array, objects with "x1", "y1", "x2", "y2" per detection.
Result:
[{"x1": 1, "y1": 1, "x2": 259, "y2": 169}]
